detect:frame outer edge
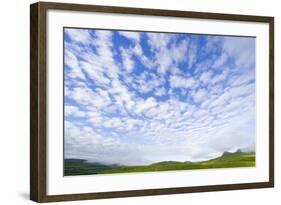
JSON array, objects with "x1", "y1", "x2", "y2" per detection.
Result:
[
  {"x1": 30, "y1": 2, "x2": 39, "y2": 202},
  {"x1": 30, "y1": 2, "x2": 48, "y2": 202},
  {"x1": 269, "y1": 17, "x2": 274, "y2": 187},
  {"x1": 38, "y1": 1, "x2": 273, "y2": 22}
]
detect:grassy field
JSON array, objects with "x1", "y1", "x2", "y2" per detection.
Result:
[{"x1": 64, "y1": 151, "x2": 255, "y2": 176}]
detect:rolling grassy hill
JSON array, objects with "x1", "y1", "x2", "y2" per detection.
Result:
[{"x1": 64, "y1": 151, "x2": 255, "y2": 176}]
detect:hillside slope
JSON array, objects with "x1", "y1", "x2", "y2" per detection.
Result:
[{"x1": 64, "y1": 151, "x2": 255, "y2": 176}]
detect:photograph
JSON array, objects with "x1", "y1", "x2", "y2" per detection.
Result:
[
  {"x1": 30, "y1": 2, "x2": 274, "y2": 202},
  {"x1": 63, "y1": 28, "x2": 256, "y2": 176}
]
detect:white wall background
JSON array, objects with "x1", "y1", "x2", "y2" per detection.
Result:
[{"x1": 0, "y1": 0, "x2": 279, "y2": 204}]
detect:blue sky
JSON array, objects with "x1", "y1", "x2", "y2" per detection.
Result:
[{"x1": 64, "y1": 28, "x2": 256, "y2": 165}]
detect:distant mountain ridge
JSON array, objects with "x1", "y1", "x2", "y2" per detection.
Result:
[
  {"x1": 64, "y1": 150, "x2": 255, "y2": 176},
  {"x1": 65, "y1": 149, "x2": 250, "y2": 167}
]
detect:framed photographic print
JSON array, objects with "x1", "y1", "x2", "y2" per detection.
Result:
[{"x1": 30, "y1": 1, "x2": 274, "y2": 202}]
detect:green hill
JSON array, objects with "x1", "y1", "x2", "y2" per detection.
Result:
[{"x1": 64, "y1": 151, "x2": 255, "y2": 176}]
